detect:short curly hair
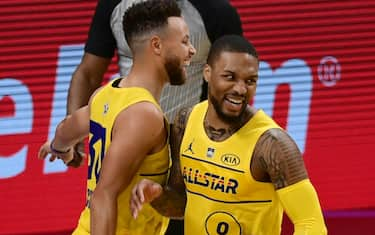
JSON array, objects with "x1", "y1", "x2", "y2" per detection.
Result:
[{"x1": 123, "y1": 0, "x2": 181, "y2": 50}]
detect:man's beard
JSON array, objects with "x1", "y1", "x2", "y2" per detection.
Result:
[
  {"x1": 209, "y1": 90, "x2": 247, "y2": 125},
  {"x1": 164, "y1": 55, "x2": 186, "y2": 85}
]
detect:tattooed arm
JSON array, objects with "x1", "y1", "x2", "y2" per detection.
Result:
[
  {"x1": 149, "y1": 107, "x2": 191, "y2": 218},
  {"x1": 130, "y1": 107, "x2": 192, "y2": 219},
  {"x1": 251, "y1": 128, "x2": 308, "y2": 188},
  {"x1": 251, "y1": 128, "x2": 327, "y2": 235}
]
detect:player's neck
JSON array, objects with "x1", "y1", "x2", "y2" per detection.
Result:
[
  {"x1": 204, "y1": 106, "x2": 254, "y2": 141},
  {"x1": 120, "y1": 68, "x2": 166, "y2": 102},
  {"x1": 123, "y1": 55, "x2": 169, "y2": 100}
]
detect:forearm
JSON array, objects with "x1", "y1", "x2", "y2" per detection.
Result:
[
  {"x1": 150, "y1": 185, "x2": 186, "y2": 219},
  {"x1": 277, "y1": 179, "x2": 327, "y2": 235},
  {"x1": 90, "y1": 190, "x2": 117, "y2": 235},
  {"x1": 53, "y1": 106, "x2": 90, "y2": 150},
  {"x1": 67, "y1": 69, "x2": 101, "y2": 114},
  {"x1": 52, "y1": 120, "x2": 82, "y2": 150}
]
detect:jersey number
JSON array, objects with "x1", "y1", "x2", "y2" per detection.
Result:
[
  {"x1": 205, "y1": 211, "x2": 241, "y2": 235},
  {"x1": 216, "y1": 222, "x2": 229, "y2": 235},
  {"x1": 88, "y1": 120, "x2": 106, "y2": 183}
]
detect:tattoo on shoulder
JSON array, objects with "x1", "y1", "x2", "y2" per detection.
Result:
[
  {"x1": 174, "y1": 107, "x2": 192, "y2": 133},
  {"x1": 253, "y1": 128, "x2": 308, "y2": 190}
]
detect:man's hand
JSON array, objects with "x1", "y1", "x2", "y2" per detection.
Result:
[
  {"x1": 67, "y1": 141, "x2": 86, "y2": 168},
  {"x1": 38, "y1": 141, "x2": 73, "y2": 165},
  {"x1": 130, "y1": 179, "x2": 163, "y2": 219}
]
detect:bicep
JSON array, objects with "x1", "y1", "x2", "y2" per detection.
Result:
[
  {"x1": 75, "y1": 53, "x2": 111, "y2": 81},
  {"x1": 167, "y1": 108, "x2": 192, "y2": 193},
  {"x1": 68, "y1": 53, "x2": 110, "y2": 113},
  {"x1": 168, "y1": 124, "x2": 185, "y2": 193},
  {"x1": 252, "y1": 128, "x2": 308, "y2": 190},
  {"x1": 95, "y1": 103, "x2": 165, "y2": 196}
]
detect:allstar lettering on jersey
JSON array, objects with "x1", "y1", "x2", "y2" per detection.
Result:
[{"x1": 183, "y1": 166, "x2": 238, "y2": 194}]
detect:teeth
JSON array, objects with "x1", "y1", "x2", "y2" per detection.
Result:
[
  {"x1": 227, "y1": 97, "x2": 242, "y2": 104},
  {"x1": 184, "y1": 60, "x2": 191, "y2": 66}
]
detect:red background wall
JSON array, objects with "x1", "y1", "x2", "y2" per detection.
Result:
[{"x1": 1, "y1": 0, "x2": 374, "y2": 234}]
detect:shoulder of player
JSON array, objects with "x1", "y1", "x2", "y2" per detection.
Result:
[
  {"x1": 173, "y1": 106, "x2": 193, "y2": 130},
  {"x1": 114, "y1": 101, "x2": 165, "y2": 131},
  {"x1": 129, "y1": 101, "x2": 164, "y2": 119},
  {"x1": 252, "y1": 128, "x2": 307, "y2": 188},
  {"x1": 259, "y1": 128, "x2": 295, "y2": 145},
  {"x1": 88, "y1": 86, "x2": 105, "y2": 106},
  {"x1": 253, "y1": 128, "x2": 301, "y2": 167}
]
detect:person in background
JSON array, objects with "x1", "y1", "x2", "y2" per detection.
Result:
[
  {"x1": 67, "y1": 1, "x2": 243, "y2": 233},
  {"x1": 68, "y1": 0, "x2": 242, "y2": 120},
  {"x1": 130, "y1": 35, "x2": 328, "y2": 235},
  {"x1": 38, "y1": 0, "x2": 195, "y2": 234}
]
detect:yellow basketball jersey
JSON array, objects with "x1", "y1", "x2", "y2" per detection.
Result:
[
  {"x1": 73, "y1": 78, "x2": 169, "y2": 235},
  {"x1": 180, "y1": 101, "x2": 283, "y2": 235}
]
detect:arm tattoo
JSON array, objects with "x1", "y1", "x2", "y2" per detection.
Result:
[
  {"x1": 251, "y1": 128, "x2": 308, "y2": 190},
  {"x1": 150, "y1": 185, "x2": 186, "y2": 219},
  {"x1": 150, "y1": 107, "x2": 192, "y2": 217}
]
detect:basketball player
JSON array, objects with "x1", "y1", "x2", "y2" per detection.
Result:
[
  {"x1": 67, "y1": 2, "x2": 242, "y2": 232},
  {"x1": 130, "y1": 35, "x2": 327, "y2": 235},
  {"x1": 38, "y1": 1, "x2": 195, "y2": 234}
]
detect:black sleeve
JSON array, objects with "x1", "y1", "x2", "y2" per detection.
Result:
[
  {"x1": 189, "y1": 0, "x2": 243, "y2": 43},
  {"x1": 84, "y1": 0, "x2": 120, "y2": 58}
]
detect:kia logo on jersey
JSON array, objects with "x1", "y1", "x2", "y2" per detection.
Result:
[{"x1": 221, "y1": 154, "x2": 240, "y2": 166}]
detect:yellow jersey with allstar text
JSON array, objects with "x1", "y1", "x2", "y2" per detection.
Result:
[
  {"x1": 72, "y1": 78, "x2": 170, "y2": 235},
  {"x1": 180, "y1": 101, "x2": 283, "y2": 235}
]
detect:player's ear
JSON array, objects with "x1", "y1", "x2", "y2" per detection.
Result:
[
  {"x1": 151, "y1": 36, "x2": 162, "y2": 55},
  {"x1": 203, "y1": 64, "x2": 211, "y2": 83}
]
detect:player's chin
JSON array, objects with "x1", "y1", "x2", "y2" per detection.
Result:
[
  {"x1": 169, "y1": 73, "x2": 186, "y2": 85},
  {"x1": 170, "y1": 79, "x2": 185, "y2": 86}
]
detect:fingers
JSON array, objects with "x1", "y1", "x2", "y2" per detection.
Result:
[
  {"x1": 49, "y1": 154, "x2": 58, "y2": 162},
  {"x1": 38, "y1": 141, "x2": 54, "y2": 160},
  {"x1": 38, "y1": 141, "x2": 48, "y2": 159},
  {"x1": 130, "y1": 199, "x2": 141, "y2": 219},
  {"x1": 148, "y1": 183, "x2": 163, "y2": 200},
  {"x1": 38, "y1": 147, "x2": 47, "y2": 160},
  {"x1": 38, "y1": 141, "x2": 73, "y2": 164},
  {"x1": 59, "y1": 151, "x2": 74, "y2": 165},
  {"x1": 130, "y1": 179, "x2": 164, "y2": 219},
  {"x1": 74, "y1": 141, "x2": 85, "y2": 154},
  {"x1": 65, "y1": 142, "x2": 86, "y2": 167},
  {"x1": 130, "y1": 182, "x2": 146, "y2": 218}
]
